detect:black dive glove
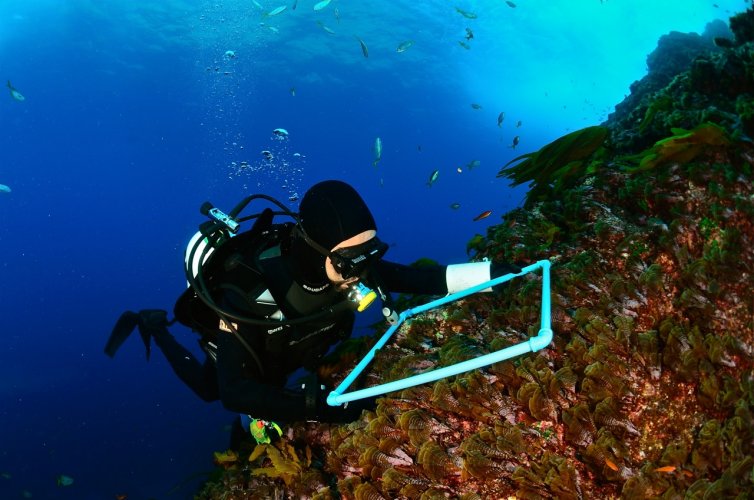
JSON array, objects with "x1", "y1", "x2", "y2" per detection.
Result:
[
  {"x1": 321, "y1": 395, "x2": 379, "y2": 423},
  {"x1": 303, "y1": 374, "x2": 377, "y2": 423},
  {"x1": 491, "y1": 261, "x2": 523, "y2": 279}
]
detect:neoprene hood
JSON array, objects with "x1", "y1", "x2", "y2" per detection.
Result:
[
  {"x1": 299, "y1": 180, "x2": 377, "y2": 250},
  {"x1": 290, "y1": 180, "x2": 377, "y2": 289}
]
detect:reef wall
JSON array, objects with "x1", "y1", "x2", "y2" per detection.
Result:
[{"x1": 197, "y1": 9, "x2": 754, "y2": 500}]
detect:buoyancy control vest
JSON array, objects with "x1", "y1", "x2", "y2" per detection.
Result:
[{"x1": 174, "y1": 202, "x2": 354, "y2": 380}]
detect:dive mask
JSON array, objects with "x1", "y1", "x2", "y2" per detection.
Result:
[
  {"x1": 328, "y1": 237, "x2": 388, "y2": 280},
  {"x1": 294, "y1": 224, "x2": 388, "y2": 280},
  {"x1": 328, "y1": 238, "x2": 386, "y2": 312}
]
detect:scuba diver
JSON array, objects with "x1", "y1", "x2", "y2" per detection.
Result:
[{"x1": 106, "y1": 180, "x2": 521, "y2": 435}]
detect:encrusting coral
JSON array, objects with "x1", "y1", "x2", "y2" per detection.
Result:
[{"x1": 197, "y1": 9, "x2": 754, "y2": 500}]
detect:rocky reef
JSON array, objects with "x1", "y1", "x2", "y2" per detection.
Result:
[
  {"x1": 608, "y1": 11, "x2": 753, "y2": 153},
  {"x1": 197, "y1": 9, "x2": 754, "y2": 500},
  {"x1": 607, "y1": 18, "x2": 731, "y2": 132}
]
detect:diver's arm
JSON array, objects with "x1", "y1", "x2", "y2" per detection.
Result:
[
  {"x1": 376, "y1": 259, "x2": 521, "y2": 295},
  {"x1": 215, "y1": 332, "x2": 370, "y2": 422},
  {"x1": 374, "y1": 260, "x2": 448, "y2": 294},
  {"x1": 215, "y1": 331, "x2": 303, "y2": 420}
]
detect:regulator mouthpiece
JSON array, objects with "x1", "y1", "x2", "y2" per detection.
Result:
[{"x1": 347, "y1": 282, "x2": 377, "y2": 312}]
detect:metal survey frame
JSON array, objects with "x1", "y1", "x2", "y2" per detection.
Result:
[{"x1": 327, "y1": 259, "x2": 553, "y2": 406}]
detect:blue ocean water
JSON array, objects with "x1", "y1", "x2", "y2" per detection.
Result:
[{"x1": 0, "y1": 1, "x2": 747, "y2": 498}]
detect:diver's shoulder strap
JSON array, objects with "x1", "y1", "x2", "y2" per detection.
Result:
[{"x1": 175, "y1": 219, "x2": 294, "y2": 330}]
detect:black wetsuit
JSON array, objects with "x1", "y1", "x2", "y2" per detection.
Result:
[
  {"x1": 151, "y1": 329, "x2": 219, "y2": 402},
  {"x1": 173, "y1": 223, "x2": 449, "y2": 423}
]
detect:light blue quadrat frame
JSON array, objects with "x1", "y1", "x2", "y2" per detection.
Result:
[{"x1": 327, "y1": 259, "x2": 553, "y2": 406}]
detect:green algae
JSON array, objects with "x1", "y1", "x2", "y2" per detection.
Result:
[
  {"x1": 620, "y1": 122, "x2": 732, "y2": 172},
  {"x1": 497, "y1": 125, "x2": 609, "y2": 207},
  {"x1": 639, "y1": 94, "x2": 674, "y2": 133}
]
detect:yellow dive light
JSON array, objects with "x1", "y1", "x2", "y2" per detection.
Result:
[{"x1": 348, "y1": 282, "x2": 377, "y2": 312}]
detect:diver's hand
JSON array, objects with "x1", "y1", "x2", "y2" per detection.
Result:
[
  {"x1": 490, "y1": 261, "x2": 523, "y2": 278},
  {"x1": 303, "y1": 373, "x2": 377, "y2": 423},
  {"x1": 320, "y1": 395, "x2": 378, "y2": 423}
]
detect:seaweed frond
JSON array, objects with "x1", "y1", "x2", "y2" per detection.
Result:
[
  {"x1": 620, "y1": 122, "x2": 731, "y2": 173},
  {"x1": 497, "y1": 125, "x2": 609, "y2": 206}
]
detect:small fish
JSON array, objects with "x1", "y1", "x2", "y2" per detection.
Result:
[
  {"x1": 57, "y1": 474, "x2": 74, "y2": 487},
  {"x1": 497, "y1": 111, "x2": 505, "y2": 127},
  {"x1": 115, "y1": 495, "x2": 128, "y2": 500},
  {"x1": 396, "y1": 40, "x2": 414, "y2": 53},
  {"x1": 506, "y1": 1, "x2": 517, "y2": 7},
  {"x1": 266, "y1": 25, "x2": 280, "y2": 33},
  {"x1": 458, "y1": 41, "x2": 471, "y2": 50},
  {"x1": 313, "y1": 0, "x2": 332, "y2": 10},
  {"x1": 473, "y1": 210, "x2": 492, "y2": 221},
  {"x1": 252, "y1": 0, "x2": 264, "y2": 9},
  {"x1": 0, "y1": 184, "x2": 10, "y2": 193},
  {"x1": 450, "y1": 203, "x2": 461, "y2": 210},
  {"x1": 272, "y1": 128, "x2": 289, "y2": 137},
  {"x1": 316, "y1": 21, "x2": 336, "y2": 34},
  {"x1": 654, "y1": 466, "x2": 677, "y2": 473},
  {"x1": 471, "y1": 103, "x2": 482, "y2": 110},
  {"x1": 373, "y1": 137, "x2": 382, "y2": 167},
  {"x1": 356, "y1": 37, "x2": 369, "y2": 58},
  {"x1": 7, "y1": 80, "x2": 25, "y2": 101},
  {"x1": 467, "y1": 159, "x2": 480, "y2": 169},
  {"x1": 334, "y1": 7, "x2": 340, "y2": 23},
  {"x1": 291, "y1": 0, "x2": 297, "y2": 9},
  {"x1": 511, "y1": 135, "x2": 520, "y2": 148},
  {"x1": 604, "y1": 459, "x2": 619, "y2": 472},
  {"x1": 289, "y1": 87, "x2": 296, "y2": 96},
  {"x1": 455, "y1": 6, "x2": 478, "y2": 19},
  {"x1": 516, "y1": 120, "x2": 522, "y2": 127},
  {"x1": 465, "y1": 28, "x2": 474, "y2": 40},
  {"x1": 427, "y1": 169, "x2": 439, "y2": 187},
  {"x1": 265, "y1": 5, "x2": 287, "y2": 16},
  {"x1": 0, "y1": 472, "x2": 11, "y2": 479}
]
